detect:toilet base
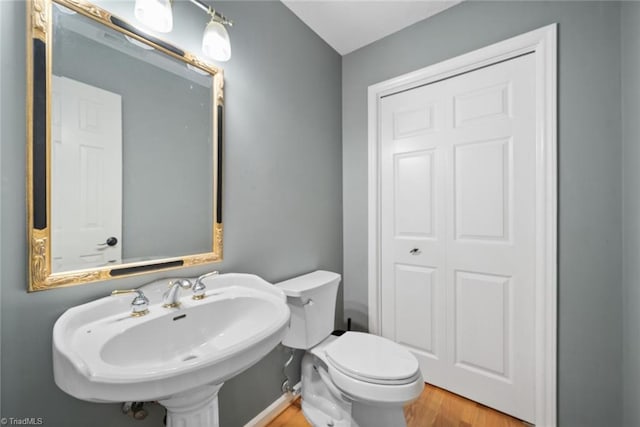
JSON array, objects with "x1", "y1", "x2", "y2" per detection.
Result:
[
  {"x1": 302, "y1": 399, "x2": 407, "y2": 427},
  {"x1": 352, "y1": 402, "x2": 406, "y2": 427},
  {"x1": 302, "y1": 399, "x2": 351, "y2": 427},
  {"x1": 300, "y1": 352, "x2": 410, "y2": 427}
]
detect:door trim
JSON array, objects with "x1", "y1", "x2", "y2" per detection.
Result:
[{"x1": 367, "y1": 24, "x2": 557, "y2": 426}]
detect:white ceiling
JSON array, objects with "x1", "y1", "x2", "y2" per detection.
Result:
[{"x1": 281, "y1": 1, "x2": 463, "y2": 55}]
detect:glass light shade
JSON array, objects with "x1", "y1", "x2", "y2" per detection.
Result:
[
  {"x1": 202, "y1": 20, "x2": 231, "y2": 62},
  {"x1": 134, "y1": 0, "x2": 173, "y2": 33}
]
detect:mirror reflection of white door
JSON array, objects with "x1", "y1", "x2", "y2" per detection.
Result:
[{"x1": 51, "y1": 76, "x2": 122, "y2": 273}]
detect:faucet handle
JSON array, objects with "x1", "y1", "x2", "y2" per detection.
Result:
[
  {"x1": 196, "y1": 271, "x2": 219, "y2": 283},
  {"x1": 193, "y1": 271, "x2": 219, "y2": 300},
  {"x1": 111, "y1": 289, "x2": 149, "y2": 317},
  {"x1": 192, "y1": 281, "x2": 206, "y2": 300}
]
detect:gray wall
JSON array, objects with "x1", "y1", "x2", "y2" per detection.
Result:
[
  {"x1": 342, "y1": 2, "x2": 622, "y2": 426},
  {"x1": 0, "y1": 1, "x2": 341, "y2": 427},
  {"x1": 622, "y1": 2, "x2": 640, "y2": 427}
]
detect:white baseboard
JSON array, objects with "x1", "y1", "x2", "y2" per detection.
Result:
[{"x1": 244, "y1": 382, "x2": 301, "y2": 427}]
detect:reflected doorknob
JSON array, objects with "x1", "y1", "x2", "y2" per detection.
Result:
[{"x1": 98, "y1": 237, "x2": 118, "y2": 247}]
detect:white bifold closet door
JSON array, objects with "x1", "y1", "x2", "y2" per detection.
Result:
[{"x1": 380, "y1": 53, "x2": 536, "y2": 422}]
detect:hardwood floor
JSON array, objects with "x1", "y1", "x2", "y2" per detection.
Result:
[{"x1": 266, "y1": 383, "x2": 528, "y2": 427}]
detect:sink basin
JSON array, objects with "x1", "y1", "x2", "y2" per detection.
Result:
[
  {"x1": 53, "y1": 273, "x2": 290, "y2": 426},
  {"x1": 100, "y1": 295, "x2": 278, "y2": 369}
]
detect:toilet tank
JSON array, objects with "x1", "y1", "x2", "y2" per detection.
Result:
[{"x1": 275, "y1": 270, "x2": 341, "y2": 349}]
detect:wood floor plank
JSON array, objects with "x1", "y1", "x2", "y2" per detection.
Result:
[
  {"x1": 265, "y1": 383, "x2": 528, "y2": 427},
  {"x1": 265, "y1": 399, "x2": 303, "y2": 427}
]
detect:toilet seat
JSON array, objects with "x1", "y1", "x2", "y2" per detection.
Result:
[
  {"x1": 326, "y1": 361, "x2": 424, "y2": 406},
  {"x1": 324, "y1": 332, "x2": 420, "y2": 385},
  {"x1": 317, "y1": 332, "x2": 424, "y2": 405}
]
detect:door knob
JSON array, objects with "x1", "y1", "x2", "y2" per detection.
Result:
[{"x1": 98, "y1": 237, "x2": 118, "y2": 247}]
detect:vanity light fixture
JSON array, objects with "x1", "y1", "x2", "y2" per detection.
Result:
[
  {"x1": 202, "y1": 11, "x2": 231, "y2": 62},
  {"x1": 134, "y1": 0, "x2": 173, "y2": 33},
  {"x1": 194, "y1": 1, "x2": 233, "y2": 62},
  {"x1": 133, "y1": 0, "x2": 233, "y2": 62}
]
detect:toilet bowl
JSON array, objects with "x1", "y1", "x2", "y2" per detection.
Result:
[{"x1": 276, "y1": 271, "x2": 424, "y2": 427}]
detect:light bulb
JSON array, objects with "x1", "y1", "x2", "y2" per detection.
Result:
[
  {"x1": 134, "y1": 0, "x2": 173, "y2": 33},
  {"x1": 202, "y1": 19, "x2": 231, "y2": 62}
]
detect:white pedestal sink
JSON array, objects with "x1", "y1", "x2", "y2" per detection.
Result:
[
  {"x1": 52, "y1": 273, "x2": 290, "y2": 427},
  {"x1": 159, "y1": 383, "x2": 222, "y2": 426}
]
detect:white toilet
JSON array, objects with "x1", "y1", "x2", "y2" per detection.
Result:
[{"x1": 276, "y1": 270, "x2": 424, "y2": 427}]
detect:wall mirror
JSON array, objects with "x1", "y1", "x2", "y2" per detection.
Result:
[{"x1": 26, "y1": 0, "x2": 224, "y2": 291}]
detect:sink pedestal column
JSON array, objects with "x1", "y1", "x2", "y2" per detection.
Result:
[{"x1": 159, "y1": 383, "x2": 224, "y2": 427}]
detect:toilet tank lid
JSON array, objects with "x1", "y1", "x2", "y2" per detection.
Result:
[{"x1": 275, "y1": 270, "x2": 341, "y2": 297}]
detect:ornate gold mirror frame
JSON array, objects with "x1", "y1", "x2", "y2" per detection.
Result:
[{"x1": 26, "y1": 0, "x2": 224, "y2": 291}]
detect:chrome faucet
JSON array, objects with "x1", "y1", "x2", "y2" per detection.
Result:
[
  {"x1": 162, "y1": 271, "x2": 219, "y2": 308},
  {"x1": 162, "y1": 279, "x2": 193, "y2": 308}
]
